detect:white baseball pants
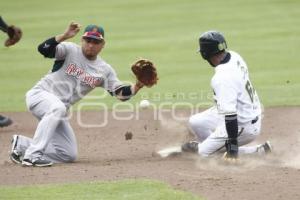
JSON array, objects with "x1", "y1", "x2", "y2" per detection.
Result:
[
  {"x1": 16, "y1": 88, "x2": 77, "y2": 163},
  {"x1": 189, "y1": 107, "x2": 262, "y2": 156}
]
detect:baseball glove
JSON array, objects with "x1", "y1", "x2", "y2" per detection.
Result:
[
  {"x1": 5, "y1": 25, "x2": 22, "y2": 47},
  {"x1": 131, "y1": 59, "x2": 158, "y2": 87}
]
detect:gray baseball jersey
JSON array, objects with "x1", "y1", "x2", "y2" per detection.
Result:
[
  {"x1": 33, "y1": 42, "x2": 123, "y2": 108},
  {"x1": 17, "y1": 41, "x2": 125, "y2": 163}
]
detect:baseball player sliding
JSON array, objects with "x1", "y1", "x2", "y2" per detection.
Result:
[
  {"x1": 181, "y1": 31, "x2": 272, "y2": 161},
  {"x1": 10, "y1": 22, "x2": 145, "y2": 167}
]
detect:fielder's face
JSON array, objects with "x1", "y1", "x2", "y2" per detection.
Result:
[{"x1": 81, "y1": 37, "x2": 105, "y2": 60}]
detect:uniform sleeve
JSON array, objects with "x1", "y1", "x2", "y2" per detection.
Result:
[
  {"x1": 211, "y1": 76, "x2": 238, "y2": 115},
  {"x1": 104, "y1": 66, "x2": 124, "y2": 92},
  {"x1": 55, "y1": 42, "x2": 72, "y2": 60},
  {"x1": 37, "y1": 37, "x2": 59, "y2": 58}
]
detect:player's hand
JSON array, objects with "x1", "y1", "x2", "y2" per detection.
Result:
[
  {"x1": 222, "y1": 152, "x2": 239, "y2": 164},
  {"x1": 133, "y1": 80, "x2": 144, "y2": 94},
  {"x1": 56, "y1": 22, "x2": 81, "y2": 42},
  {"x1": 223, "y1": 139, "x2": 239, "y2": 164},
  {"x1": 64, "y1": 22, "x2": 81, "y2": 39}
]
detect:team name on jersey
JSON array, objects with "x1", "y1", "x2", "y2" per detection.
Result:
[{"x1": 65, "y1": 63, "x2": 101, "y2": 88}]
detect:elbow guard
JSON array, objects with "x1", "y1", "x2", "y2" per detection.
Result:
[
  {"x1": 38, "y1": 37, "x2": 59, "y2": 58},
  {"x1": 225, "y1": 114, "x2": 238, "y2": 140},
  {"x1": 224, "y1": 114, "x2": 238, "y2": 158},
  {"x1": 114, "y1": 85, "x2": 134, "y2": 101}
]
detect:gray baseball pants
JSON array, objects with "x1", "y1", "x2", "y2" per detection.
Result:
[{"x1": 16, "y1": 88, "x2": 77, "y2": 163}]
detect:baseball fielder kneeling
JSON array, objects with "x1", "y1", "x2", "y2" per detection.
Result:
[{"x1": 10, "y1": 22, "x2": 146, "y2": 167}]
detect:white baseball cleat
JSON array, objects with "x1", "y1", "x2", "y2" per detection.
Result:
[
  {"x1": 10, "y1": 135, "x2": 22, "y2": 164},
  {"x1": 257, "y1": 141, "x2": 272, "y2": 155}
]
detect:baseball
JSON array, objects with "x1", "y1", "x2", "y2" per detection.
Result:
[{"x1": 139, "y1": 99, "x2": 150, "y2": 109}]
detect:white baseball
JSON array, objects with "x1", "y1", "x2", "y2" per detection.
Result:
[{"x1": 139, "y1": 99, "x2": 150, "y2": 109}]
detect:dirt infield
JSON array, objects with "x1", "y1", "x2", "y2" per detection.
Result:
[{"x1": 1, "y1": 107, "x2": 300, "y2": 200}]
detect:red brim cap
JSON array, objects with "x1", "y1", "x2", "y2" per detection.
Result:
[{"x1": 82, "y1": 31, "x2": 104, "y2": 40}]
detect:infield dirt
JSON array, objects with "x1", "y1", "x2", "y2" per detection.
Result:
[{"x1": 1, "y1": 107, "x2": 300, "y2": 200}]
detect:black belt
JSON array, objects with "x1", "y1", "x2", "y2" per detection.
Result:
[{"x1": 251, "y1": 116, "x2": 259, "y2": 124}]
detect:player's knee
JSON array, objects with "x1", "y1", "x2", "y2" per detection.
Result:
[
  {"x1": 188, "y1": 115, "x2": 206, "y2": 134},
  {"x1": 65, "y1": 146, "x2": 77, "y2": 162},
  {"x1": 197, "y1": 146, "x2": 212, "y2": 157},
  {"x1": 189, "y1": 115, "x2": 211, "y2": 140},
  {"x1": 188, "y1": 115, "x2": 199, "y2": 132},
  {"x1": 66, "y1": 152, "x2": 77, "y2": 162},
  {"x1": 51, "y1": 104, "x2": 67, "y2": 117},
  {"x1": 61, "y1": 151, "x2": 77, "y2": 162}
]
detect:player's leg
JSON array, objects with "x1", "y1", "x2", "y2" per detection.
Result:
[
  {"x1": 22, "y1": 89, "x2": 67, "y2": 166},
  {"x1": 195, "y1": 121, "x2": 253, "y2": 156},
  {"x1": 182, "y1": 107, "x2": 223, "y2": 153},
  {"x1": 197, "y1": 122, "x2": 228, "y2": 156},
  {"x1": 10, "y1": 135, "x2": 32, "y2": 164},
  {"x1": 188, "y1": 106, "x2": 223, "y2": 142},
  {"x1": 11, "y1": 121, "x2": 77, "y2": 164},
  {"x1": 238, "y1": 119, "x2": 271, "y2": 155},
  {"x1": 188, "y1": 116, "x2": 271, "y2": 157},
  {"x1": 42, "y1": 119, "x2": 78, "y2": 163},
  {"x1": 236, "y1": 122, "x2": 260, "y2": 154}
]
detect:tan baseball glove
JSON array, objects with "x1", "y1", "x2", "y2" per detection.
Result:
[
  {"x1": 5, "y1": 25, "x2": 22, "y2": 47},
  {"x1": 131, "y1": 59, "x2": 158, "y2": 87}
]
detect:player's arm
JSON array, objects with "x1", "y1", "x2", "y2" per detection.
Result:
[
  {"x1": 110, "y1": 82, "x2": 143, "y2": 101},
  {"x1": 38, "y1": 22, "x2": 81, "y2": 58},
  {"x1": 0, "y1": 16, "x2": 9, "y2": 33},
  {"x1": 106, "y1": 65, "x2": 144, "y2": 101},
  {"x1": 224, "y1": 114, "x2": 238, "y2": 158},
  {"x1": 38, "y1": 37, "x2": 59, "y2": 58},
  {"x1": 212, "y1": 77, "x2": 239, "y2": 158},
  {"x1": 55, "y1": 22, "x2": 81, "y2": 42}
]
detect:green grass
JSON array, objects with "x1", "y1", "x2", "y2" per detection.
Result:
[
  {"x1": 0, "y1": 0, "x2": 299, "y2": 111},
  {"x1": 0, "y1": 1, "x2": 298, "y2": 198},
  {"x1": 0, "y1": 180, "x2": 202, "y2": 200}
]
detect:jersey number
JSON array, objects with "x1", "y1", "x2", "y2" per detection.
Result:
[{"x1": 245, "y1": 80, "x2": 255, "y2": 103}]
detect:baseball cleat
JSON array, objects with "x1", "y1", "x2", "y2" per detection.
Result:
[
  {"x1": 10, "y1": 151, "x2": 22, "y2": 164},
  {"x1": 22, "y1": 158, "x2": 53, "y2": 167},
  {"x1": 257, "y1": 141, "x2": 272, "y2": 155},
  {"x1": 262, "y1": 141, "x2": 272, "y2": 154},
  {"x1": 0, "y1": 115, "x2": 13, "y2": 127},
  {"x1": 10, "y1": 135, "x2": 22, "y2": 164},
  {"x1": 181, "y1": 141, "x2": 199, "y2": 153}
]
